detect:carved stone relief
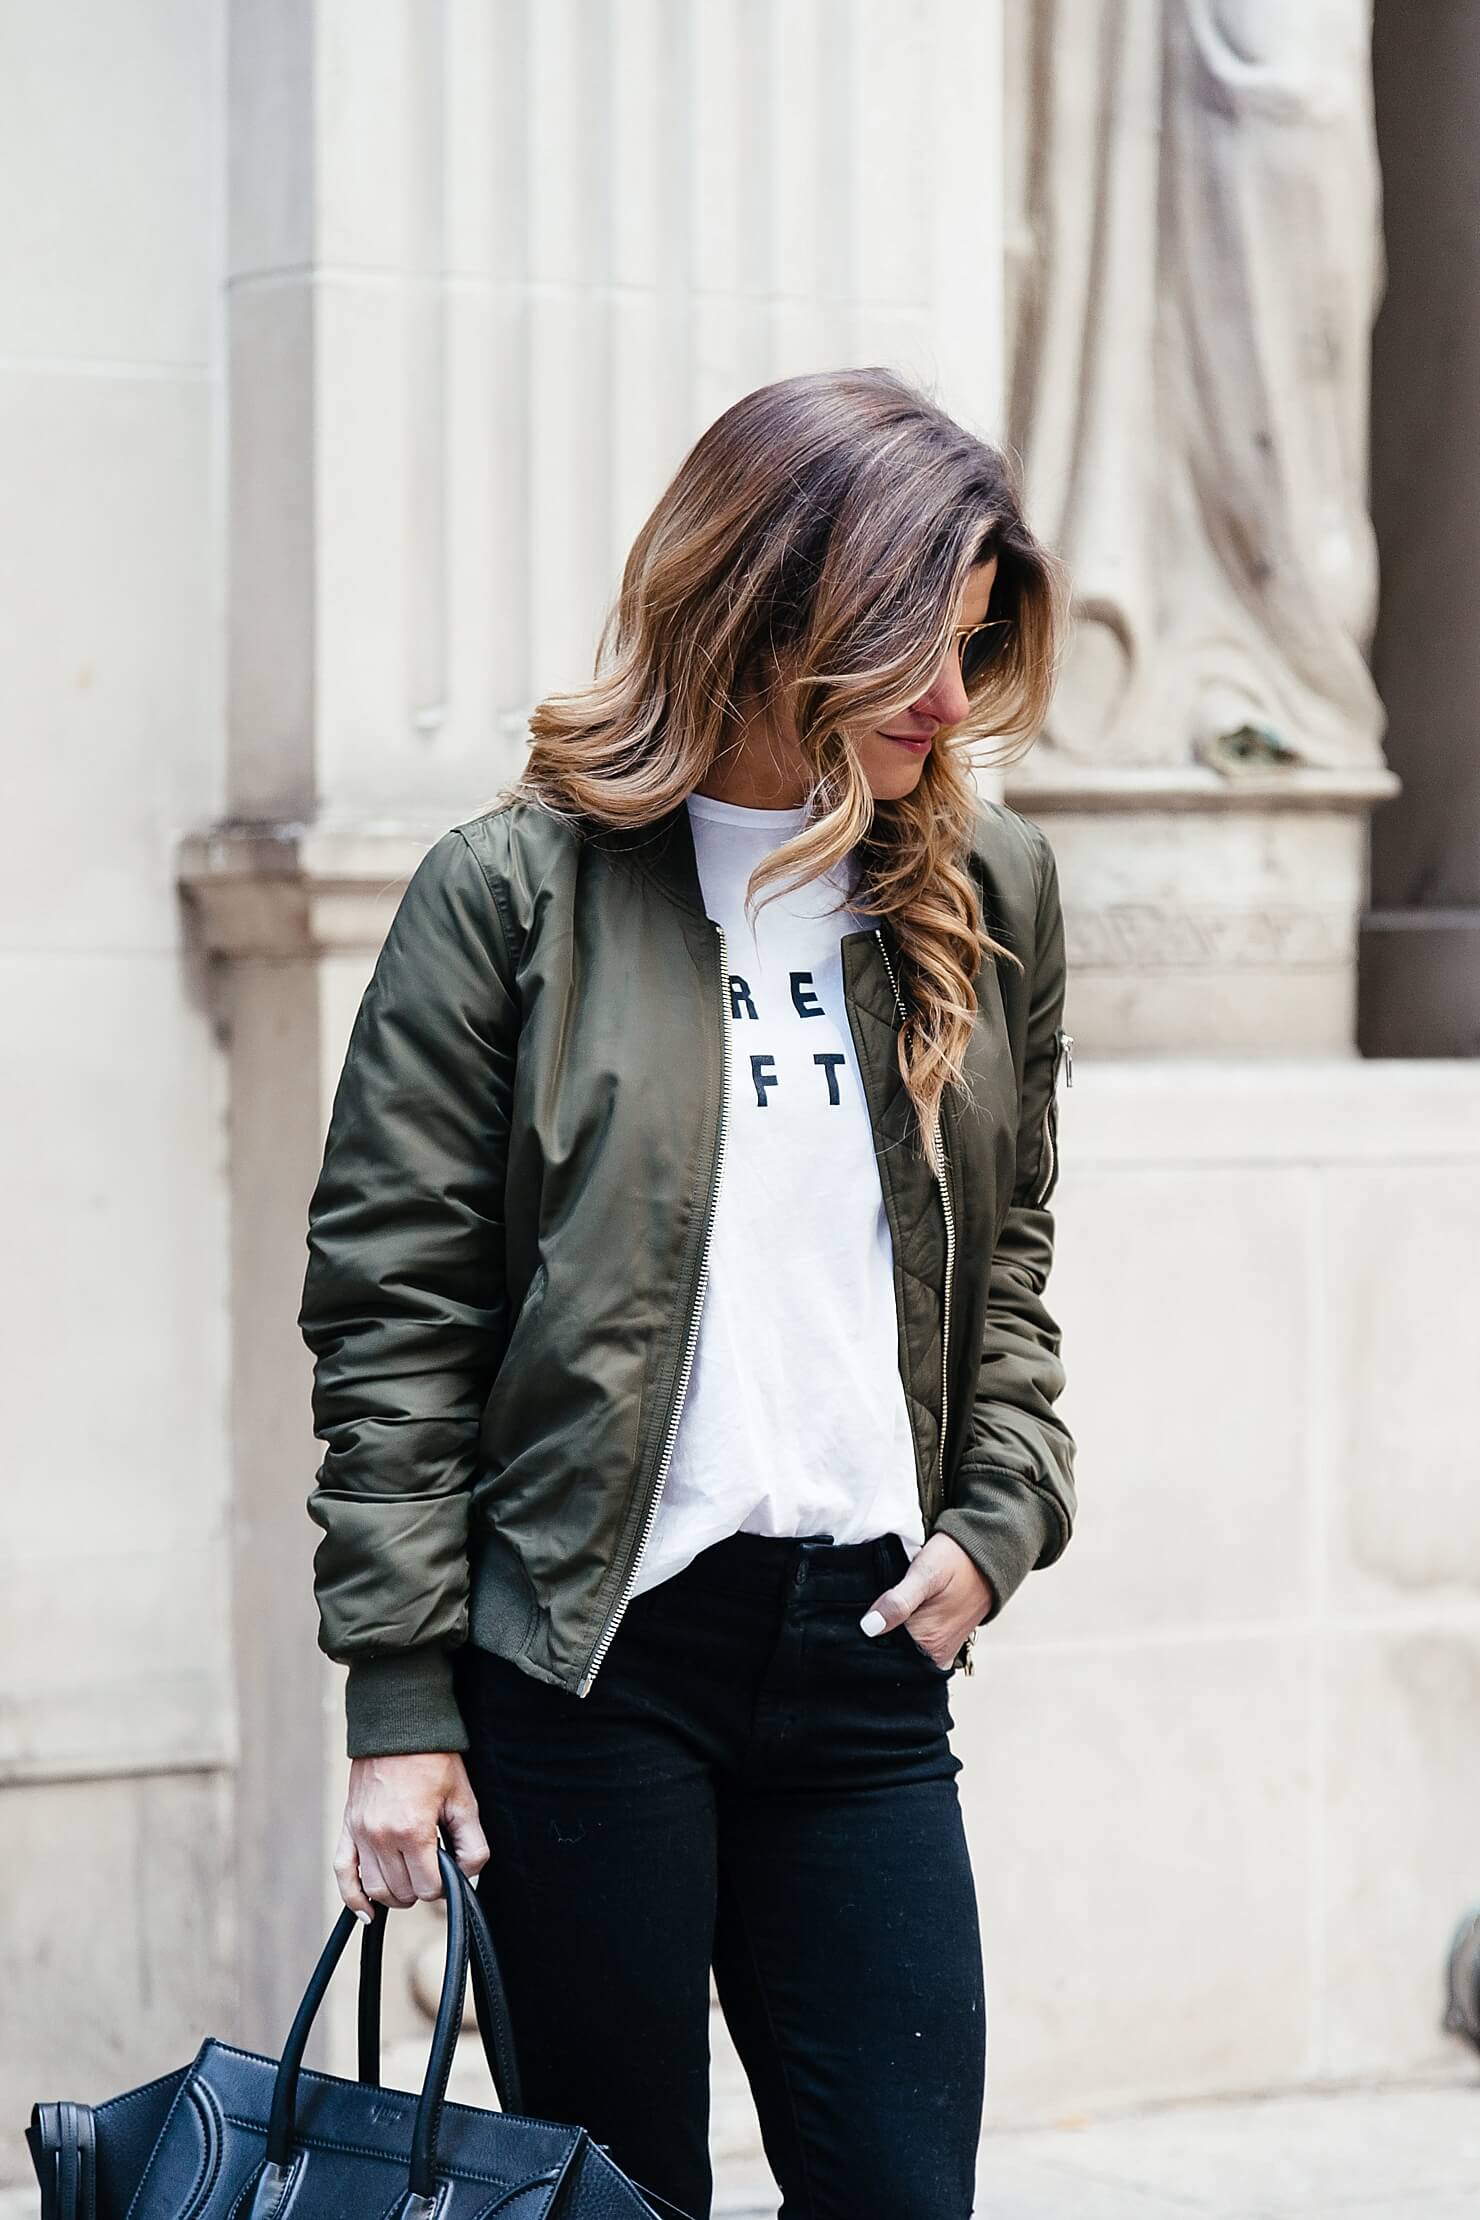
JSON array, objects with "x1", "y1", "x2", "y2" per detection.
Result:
[{"x1": 1005, "y1": 0, "x2": 1389, "y2": 775}]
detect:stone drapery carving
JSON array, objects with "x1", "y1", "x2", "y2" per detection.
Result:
[{"x1": 1005, "y1": 0, "x2": 1388, "y2": 774}]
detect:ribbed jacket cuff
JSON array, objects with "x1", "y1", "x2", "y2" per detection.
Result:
[
  {"x1": 344, "y1": 1647, "x2": 470, "y2": 1759},
  {"x1": 932, "y1": 1473, "x2": 1062, "y2": 1625}
]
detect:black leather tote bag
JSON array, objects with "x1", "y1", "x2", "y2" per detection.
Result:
[{"x1": 27, "y1": 1837, "x2": 663, "y2": 2219}]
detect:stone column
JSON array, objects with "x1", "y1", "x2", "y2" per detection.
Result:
[
  {"x1": 1359, "y1": 0, "x2": 1480, "y2": 1056},
  {"x1": 184, "y1": 0, "x2": 1009, "y2": 2073}
]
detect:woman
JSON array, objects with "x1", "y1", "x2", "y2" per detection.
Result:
[{"x1": 298, "y1": 366, "x2": 1077, "y2": 2220}]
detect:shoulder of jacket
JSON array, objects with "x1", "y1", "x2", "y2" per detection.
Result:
[
  {"x1": 966, "y1": 794, "x2": 1053, "y2": 902},
  {"x1": 446, "y1": 790, "x2": 586, "y2": 917}
]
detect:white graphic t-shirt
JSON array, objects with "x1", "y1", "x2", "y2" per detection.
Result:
[{"x1": 626, "y1": 790, "x2": 925, "y2": 1599}]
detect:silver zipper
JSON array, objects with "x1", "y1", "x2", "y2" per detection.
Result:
[
  {"x1": 873, "y1": 927, "x2": 955, "y2": 1507},
  {"x1": 1034, "y1": 1027, "x2": 1073, "y2": 1207},
  {"x1": 576, "y1": 921, "x2": 731, "y2": 1696},
  {"x1": 934, "y1": 1112, "x2": 956, "y2": 1504}
]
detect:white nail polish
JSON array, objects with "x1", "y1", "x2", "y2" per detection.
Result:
[{"x1": 859, "y1": 1609, "x2": 887, "y2": 1637}]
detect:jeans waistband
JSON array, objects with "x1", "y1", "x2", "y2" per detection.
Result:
[{"x1": 638, "y1": 1528, "x2": 907, "y2": 1601}]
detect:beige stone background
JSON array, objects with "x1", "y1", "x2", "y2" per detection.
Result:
[{"x1": 3, "y1": 1, "x2": 1479, "y2": 2212}]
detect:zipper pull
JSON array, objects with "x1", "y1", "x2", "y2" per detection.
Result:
[{"x1": 1059, "y1": 1029, "x2": 1074, "y2": 1088}]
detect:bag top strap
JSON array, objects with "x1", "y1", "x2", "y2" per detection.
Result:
[
  {"x1": 262, "y1": 1834, "x2": 523, "y2": 2205},
  {"x1": 353, "y1": 1835, "x2": 523, "y2": 2114},
  {"x1": 28, "y1": 2101, "x2": 97, "y2": 2220}
]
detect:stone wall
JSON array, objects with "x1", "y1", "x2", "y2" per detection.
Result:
[
  {"x1": 969, "y1": 1060, "x2": 1480, "y2": 2115},
  {"x1": 0, "y1": 0, "x2": 236, "y2": 2184}
]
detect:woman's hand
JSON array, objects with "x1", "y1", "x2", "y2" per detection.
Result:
[
  {"x1": 859, "y1": 1533, "x2": 994, "y2": 1668},
  {"x1": 335, "y1": 1752, "x2": 491, "y2": 1920}
]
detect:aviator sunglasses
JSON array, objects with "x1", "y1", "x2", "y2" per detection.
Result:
[{"x1": 953, "y1": 615, "x2": 1012, "y2": 690}]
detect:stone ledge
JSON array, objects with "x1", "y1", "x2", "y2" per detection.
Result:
[
  {"x1": 997, "y1": 785, "x2": 1389, "y2": 1053},
  {"x1": 176, "y1": 817, "x2": 457, "y2": 956},
  {"x1": 1003, "y1": 763, "x2": 1401, "y2": 813}
]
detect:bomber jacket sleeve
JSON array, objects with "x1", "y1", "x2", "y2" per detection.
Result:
[
  {"x1": 931, "y1": 820, "x2": 1076, "y2": 1622},
  {"x1": 298, "y1": 824, "x2": 518, "y2": 1760}
]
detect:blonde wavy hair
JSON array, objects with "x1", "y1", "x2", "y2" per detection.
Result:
[{"x1": 496, "y1": 366, "x2": 1068, "y2": 1160}]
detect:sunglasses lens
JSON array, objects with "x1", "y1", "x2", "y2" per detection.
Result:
[{"x1": 959, "y1": 625, "x2": 1004, "y2": 687}]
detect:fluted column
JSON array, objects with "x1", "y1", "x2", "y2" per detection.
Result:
[{"x1": 224, "y1": 0, "x2": 1005, "y2": 831}]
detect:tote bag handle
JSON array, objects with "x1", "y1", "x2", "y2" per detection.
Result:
[
  {"x1": 252, "y1": 1836, "x2": 521, "y2": 2213},
  {"x1": 354, "y1": 1835, "x2": 522, "y2": 2111}
]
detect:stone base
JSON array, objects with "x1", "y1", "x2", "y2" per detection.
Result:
[
  {"x1": 964, "y1": 1057, "x2": 1480, "y2": 2120},
  {"x1": 999, "y1": 765, "x2": 1400, "y2": 1056},
  {"x1": 1358, "y1": 909, "x2": 1480, "y2": 1058}
]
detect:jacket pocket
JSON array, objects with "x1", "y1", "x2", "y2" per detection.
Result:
[{"x1": 1032, "y1": 1028, "x2": 1073, "y2": 1208}]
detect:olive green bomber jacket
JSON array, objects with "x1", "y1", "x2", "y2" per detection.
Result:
[{"x1": 298, "y1": 792, "x2": 1076, "y2": 1758}]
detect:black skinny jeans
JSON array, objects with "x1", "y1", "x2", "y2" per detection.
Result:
[{"x1": 452, "y1": 1528, "x2": 987, "y2": 2220}]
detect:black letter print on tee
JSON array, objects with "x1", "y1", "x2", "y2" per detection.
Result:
[
  {"x1": 728, "y1": 973, "x2": 850, "y2": 1107},
  {"x1": 790, "y1": 970, "x2": 824, "y2": 1018},
  {"x1": 813, "y1": 1051, "x2": 845, "y2": 1107}
]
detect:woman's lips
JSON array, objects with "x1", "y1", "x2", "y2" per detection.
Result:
[{"x1": 880, "y1": 731, "x2": 933, "y2": 755}]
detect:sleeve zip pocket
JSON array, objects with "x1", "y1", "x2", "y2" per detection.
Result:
[{"x1": 1032, "y1": 1028, "x2": 1074, "y2": 1208}]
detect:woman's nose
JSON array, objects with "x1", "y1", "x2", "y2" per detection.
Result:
[{"x1": 911, "y1": 651, "x2": 970, "y2": 727}]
